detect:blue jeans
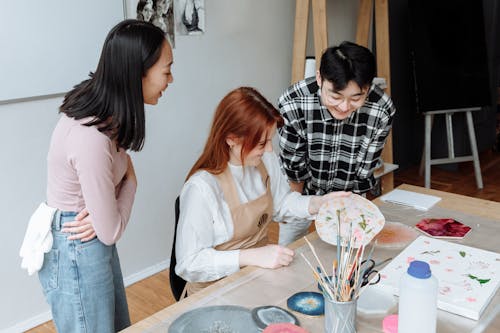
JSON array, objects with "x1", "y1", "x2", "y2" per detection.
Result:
[{"x1": 38, "y1": 211, "x2": 130, "y2": 332}]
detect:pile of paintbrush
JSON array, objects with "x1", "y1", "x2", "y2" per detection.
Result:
[{"x1": 301, "y1": 213, "x2": 379, "y2": 302}]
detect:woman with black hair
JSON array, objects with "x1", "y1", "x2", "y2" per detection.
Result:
[{"x1": 38, "y1": 19, "x2": 173, "y2": 332}]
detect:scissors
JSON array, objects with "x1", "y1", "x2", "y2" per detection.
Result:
[{"x1": 350, "y1": 259, "x2": 383, "y2": 288}]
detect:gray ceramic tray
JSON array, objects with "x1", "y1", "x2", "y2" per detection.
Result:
[{"x1": 168, "y1": 305, "x2": 260, "y2": 333}]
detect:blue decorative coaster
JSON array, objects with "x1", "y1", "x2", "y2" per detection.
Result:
[
  {"x1": 286, "y1": 291, "x2": 325, "y2": 316},
  {"x1": 251, "y1": 305, "x2": 299, "y2": 330}
]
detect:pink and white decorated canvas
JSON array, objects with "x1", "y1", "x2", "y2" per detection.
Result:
[
  {"x1": 378, "y1": 236, "x2": 500, "y2": 320},
  {"x1": 315, "y1": 194, "x2": 385, "y2": 248}
]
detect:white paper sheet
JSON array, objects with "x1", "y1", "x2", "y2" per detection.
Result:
[{"x1": 380, "y1": 189, "x2": 441, "y2": 211}]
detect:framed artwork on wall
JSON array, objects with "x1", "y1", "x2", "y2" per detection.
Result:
[
  {"x1": 174, "y1": 0, "x2": 205, "y2": 35},
  {"x1": 137, "y1": 0, "x2": 175, "y2": 47}
]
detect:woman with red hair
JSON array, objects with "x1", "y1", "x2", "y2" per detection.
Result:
[{"x1": 175, "y1": 87, "x2": 349, "y2": 295}]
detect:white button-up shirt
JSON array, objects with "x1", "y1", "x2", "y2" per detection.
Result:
[{"x1": 175, "y1": 152, "x2": 313, "y2": 282}]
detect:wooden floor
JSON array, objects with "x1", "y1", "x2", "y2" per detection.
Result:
[{"x1": 26, "y1": 149, "x2": 500, "y2": 333}]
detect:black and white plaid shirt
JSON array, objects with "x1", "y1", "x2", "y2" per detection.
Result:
[{"x1": 278, "y1": 77, "x2": 396, "y2": 195}]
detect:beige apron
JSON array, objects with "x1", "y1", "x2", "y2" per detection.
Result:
[{"x1": 186, "y1": 163, "x2": 273, "y2": 295}]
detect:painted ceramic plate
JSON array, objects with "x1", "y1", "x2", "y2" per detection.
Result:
[
  {"x1": 251, "y1": 305, "x2": 299, "y2": 330},
  {"x1": 168, "y1": 305, "x2": 259, "y2": 332},
  {"x1": 286, "y1": 291, "x2": 324, "y2": 316},
  {"x1": 373, "y1": 221, "x2": 419, "y2": 249},
  {"x1": 262, "y1": 323, "x2": 310, "y2": 333},
  {"x1": 315, "y1": 194, "x2": 385, "y2": 247}
]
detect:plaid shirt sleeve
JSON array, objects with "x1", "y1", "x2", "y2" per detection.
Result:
[
  {"x1": 278, "y1": 95, "x2": 311, "y2": 183},
  {"x1": 353, "y1": 91, "x2": 396, "y2": 193}
]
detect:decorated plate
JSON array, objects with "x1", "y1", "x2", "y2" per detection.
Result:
[
  {"x1": 168, "y1": 305, "x2": 259, "y2": 332},
  {"x1": 373, "y1": 221, "x2": 419, "y2": 249},
  {"x1": 315, "y1": 194, "x2": 385, "y2": 247},
  {"x1": 262, "y1": 323, "x2": 310, "y2": 333},
  {"x1": 251, "y1": 305, "x2": 299, "y2": 330},
  {"x1": 286, "y1": 291, "x2": 324, "y2": 316}
]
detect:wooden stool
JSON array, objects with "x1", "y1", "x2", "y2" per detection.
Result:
[{"x1": 423, "y1": 108, "x2": 483, "y2": 189}]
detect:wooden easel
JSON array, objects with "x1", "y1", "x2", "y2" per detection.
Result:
[{"x1": 291, "y1": 0, "x2": 395, "y2": 193}]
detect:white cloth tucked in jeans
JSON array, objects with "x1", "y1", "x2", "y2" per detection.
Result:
[{"x1": 19, "y1": 202, "x2": 57, "y2": 275}]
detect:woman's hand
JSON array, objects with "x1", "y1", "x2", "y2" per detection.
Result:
[
  {"x1": 239, "y1": 245, "x2": 295, "y2": 269},
  {"x1": 308, "y1": 191, "x2": 351, "y2": 214},
  {"x1": 61, "y1": 208, "x2": 97, "y2": 242},
  {"x1": 125, "y1": 154, "x2": 137, "y2": 185}
]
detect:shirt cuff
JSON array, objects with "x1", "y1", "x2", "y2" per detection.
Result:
[
  {"x1": 214, "y1": 249, "x2": 241, "y2": 277},
  {"x1": 288, "y1": 192, "x2": 314, "y2": 220}
]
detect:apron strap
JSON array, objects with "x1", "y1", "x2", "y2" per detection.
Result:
[
  {"x1": 216, "y1": 163, "x2": 270, "y2": 210},
  {"x1": 256, "y1": 162, "x2": 270, "y2": 192},
  {"x1": 216, "y1": 167, "x2": 241, "y2": 210}
]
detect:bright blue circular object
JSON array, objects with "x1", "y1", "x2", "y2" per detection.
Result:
[
  {"x1": 287, "y1": 291, "x2": 325, "y2": 316},
  {"x1": 407, "y1": 260, "x2": 432, "y2": 279}
]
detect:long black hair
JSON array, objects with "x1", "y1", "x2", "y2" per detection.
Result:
[{"x1": 60, "y1": 19, "x2": 166, "y2": 151}]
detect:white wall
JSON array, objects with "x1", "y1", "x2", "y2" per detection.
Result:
[
  {"x1": 0, "y1": 1, "x2": 358, "y2": 331},
  {"x1": 306, "y1": 0, "x2": 360, "y2": 56}
]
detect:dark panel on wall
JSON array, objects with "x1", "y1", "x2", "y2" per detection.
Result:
[
  {"x1": 408, "y1": 0, "x2": 491, "y2": 113},
  {"x1": 389, "y1": 0, "x2": 498, "y2": 170}
]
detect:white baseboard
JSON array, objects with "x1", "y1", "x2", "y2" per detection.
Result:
[
  {"x1": 2, "y1": 311, "x2": 52, "y2": 333},
  {"x1": 3, "y1": 259, "x2": 170, "y2": 333},
  {"x1": 124, "y1": 259, "x2": 170, "y2": 287}
]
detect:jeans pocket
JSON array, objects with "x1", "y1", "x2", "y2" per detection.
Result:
[
  {"x1": 38, "y1": 249, "x2": 59, "y2": 294},
  {"x1": 75, "y1": 235, "x2": 104, "y2": 250}
]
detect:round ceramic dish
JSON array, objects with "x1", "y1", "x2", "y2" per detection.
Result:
[
  {"x1": 315, "y1": 194, "x2": 385, "y2": 248},
  {"x1": 357, "y1": 285, "x2": 397, "y2": 316},
  {"x1": 373, "y1": 221, "x2": 419, "y2": 249},
  {"x1": 286, "y1": 291, "x2": 324, "y2": 316},
  {"x1": 168, "y1": 305, "x2": 259, "y2": 332},
  {"x1": 251, "y1": 305, "x2": 300, "y2": 330}
]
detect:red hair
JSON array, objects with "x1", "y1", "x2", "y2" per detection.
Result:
[{"x1": 186, "y1": 87, "x2": 284, "y2": 180}]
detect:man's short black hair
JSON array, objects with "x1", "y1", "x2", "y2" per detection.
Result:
[{"x1": 319, "y1": 41, "x2": 376, "y2": 91}]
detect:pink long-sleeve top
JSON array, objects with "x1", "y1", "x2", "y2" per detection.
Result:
[{"x1": 46, "y1": 114, "x2": 137, "y2": 245}]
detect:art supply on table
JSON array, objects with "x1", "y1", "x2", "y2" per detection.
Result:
[
  {"x1": 302, "y1": 195, "x2": 387, "y2": 332},
  {"x1": 354, "y1": 259, "x2": 382, "y2": 288},
  {"x1": 373, "y1": 221, "x2": 419, "y2": 249},
  {"x1": 378, "y1": 236, "x2": 500, "y2": 320},
  {"x1": 286, "y1": 291, "x2": 325, "y2": 316},
  {"x1": 382, "y1": 314, "x2": 399, "y2": 333},
  {"x1": 380, "y1": 189, "x2": 441, "y2": 211},
  {"x1": 324, "y1": 297, "x2": 357, "y2": 333},
  {"x1": 398, "y1": 260, "x2": 438, "y2": 333},
  {"x1": 315, "y1": 194, "x2": 385, "y2": 247},
  {"x1": 357, "y1": 285, "x2": 397, "y2": 316},
  {"x1": 262, "y1": 322, "x2": 310, "y2": 333},
  {"x1": 301, "y1": 230, "x2": 380, "y2": 330},
  {"x1": 167, "y1": 305, "x2": 259, "y2": 332},
  {"x1": 251, "y1": 306, "x2": 299, "y2": 330},
  {"x1": 415, "y1": 218, "x2": 472, "y2": 239}
]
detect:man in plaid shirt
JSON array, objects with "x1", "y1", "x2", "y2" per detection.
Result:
[{"x1": 277, "y1": 41, "x2": 396, "y2": 245}]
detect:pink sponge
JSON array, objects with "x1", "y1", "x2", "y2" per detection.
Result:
[
  {"x1": 382, "y1": 314, "x2": 399, "y2": 333},
  {"x1": 263, "y1": 323, "x2": 310, "y2": 333}
]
